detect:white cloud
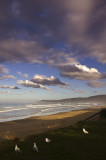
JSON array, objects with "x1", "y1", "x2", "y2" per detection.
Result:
[
  {"x1": 23, "y1": 74, "x2": 29, "y2": 78},
  {"x1": 94, "y1": 90, "x2": 101, "y2": 94},
  {"x1": 17, "y1": 72, "x2": 29, "y2": 78},
  {"x1": 0, "y1": 85, "x2": 20, "y2": 89},
  {"x1": 75, "y1": 64, "x2": 99, "y2": 73},
  {"x1": 17, "y1": 72, "x2": 22, "y2": 76},
  {"x1": 87, "y1": 81, "x2": 105, "y2": 88},
  {"x1": 0, "y1": 75, "x2": 16, "y2": 80},
  {"x1": 0, "y1": 91, "x2": 11, "y2": 94},
  {"x1": 31, "y1": 74, "x2": 69, "y2": 86},
  {"x1": 74, "y1": 89, "x2": 86, "y2": 93},
  {"x1": 17, "y1": 80, "x2": 49, "y2": 90},
  {"x1": 60, "y1": 64, "x2": 104, "y2": 81},
  {"x1": 0, "y1": 65, "x2": 8, "y2": 74}
]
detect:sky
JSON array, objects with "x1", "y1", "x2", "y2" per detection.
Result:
[{"x1": 0, "y1": 0, "x2": 106, "y2": 102}]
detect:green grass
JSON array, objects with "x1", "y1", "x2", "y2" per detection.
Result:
[{"x1": 0, "y1": 120, "x2": 106, "y2": 160}]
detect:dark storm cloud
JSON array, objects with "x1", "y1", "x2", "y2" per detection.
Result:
[
  {"x1": 31, "y1": 75, "x2": 69, "y2": 86},
  {"x1": 0, "y1": 0, "x2": 13, "y2": 39},
  {"x1": 0, "y1": 39, "x2": 49, "y2": 63},
  {"x1": 0, "y1": 0, "x2": 106, "y2": 64}
]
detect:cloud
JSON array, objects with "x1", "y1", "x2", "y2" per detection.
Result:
[
  {"x1": 0, "y1": 65, "x2": 8, "y2": 74},
  {"x1": 0, "y1": 39, "x2": 78, "y2": 66},
  {"x1": 87, "y1": 81, "x2": 105, "y2": 88},
  {"x1": 11, "y1": 1, "x2": 20, "y2": 16},
  {"x1": 17, "y1": 72, "x2": 29, "y2": 78},
  {"x1": 0, "y1": 91, "x2": 11, "y2": 94},
  {"x1": 0, "y1": 85, "x2": 20, "y2": 89},
  {"x1": 94, "y1": 90, "x2": 101, "y2": 94},
  {"x1": 59, "y1": 64, "x2": 106, "y2": 81},
  {"x1": 17, "y1": 80, "x2": 49, "y2": 90},
  {"x1": 0, "y1": 75, "x2": 16, "y2": 80},
  {"x1": 0, "y1": 0, "x2": 106, "y2": 91},
  {"x1": 74, "y1": 89, "x2": 86, "y2": 93},
  {"x1": 0, "y1": 0, "x2": 106, "y2": 64},
  {"x1": 0, "y1": 39, "x2": 48, "y2": 63},
  {"x1": 60, "y1": 86, "x2": 72, "y2": 90},
  {"x1": 23, "y1": 74, "x2": 29, "y2": 78},
  {"x1": 101, "y1": 73, "x2": 106, "y2": 79},
  {"x1": 75, "y1": 64, "x2": 99, "y2": 73},
  {"x1": 57, "y1": 65, "x2": 81, "y2": 73},
  {"x1": 17, "y1": 72, "x2": 22, "y2": 76},
  {"x1": 31, "y1": 74, "x2": 69, "y2": 86}
]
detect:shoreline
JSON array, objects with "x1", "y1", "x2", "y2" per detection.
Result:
[
  {"x1": 0, "y1": 105, "x2": 103, "y2": 123},
  {"x1": 0, "y1": 106, "x2": 105, "y2": 140}
]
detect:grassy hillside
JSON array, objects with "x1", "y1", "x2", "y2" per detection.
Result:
[
  {"x1": 40, "y1": 94, "x2": 106, "y2": 104},
  {"x1": 0, "y1": 120, "x2": 106, "y2": 160}
]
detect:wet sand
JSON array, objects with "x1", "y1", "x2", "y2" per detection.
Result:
[{"x1": 0, "y1": 106, "x2": 105, "y2": 140}]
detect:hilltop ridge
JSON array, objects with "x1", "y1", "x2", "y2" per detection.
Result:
[{"x1": 40, "y1": 95, "x2": 106, "y2": 104}]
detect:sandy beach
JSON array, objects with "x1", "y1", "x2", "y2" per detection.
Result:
[{"x1": 0, "y1": 106, "x2": 105, "y2": 140}]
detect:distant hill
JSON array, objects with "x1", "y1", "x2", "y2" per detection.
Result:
[{"x1": 41, "y1": 95, "x2": 106, "y2": 104}]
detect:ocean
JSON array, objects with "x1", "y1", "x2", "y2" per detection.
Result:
[{"x1": 0, "y1": 101, "x2": 101, "y2": 122}]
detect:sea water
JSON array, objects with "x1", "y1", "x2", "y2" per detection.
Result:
[{"x1": 0, "y1": 101, "x2": 101, "y2": 122}]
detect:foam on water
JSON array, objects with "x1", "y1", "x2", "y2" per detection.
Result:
[{"x1": 0, "y1": 102, "x2": 100, "y2": 122}]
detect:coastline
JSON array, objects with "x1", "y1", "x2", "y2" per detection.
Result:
[{"x1": 0, "y1": 106, "x2": 105, "y2": 140}]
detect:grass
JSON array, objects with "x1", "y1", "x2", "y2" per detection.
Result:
[{"x1": 0, "y1": 120, "x2": 106, "y2": 160}]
